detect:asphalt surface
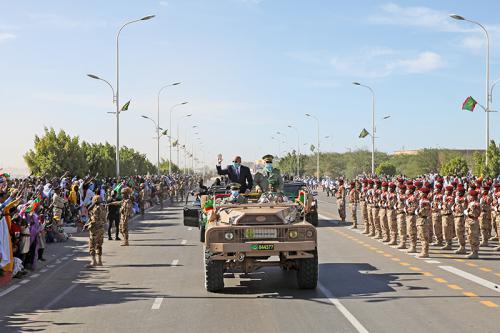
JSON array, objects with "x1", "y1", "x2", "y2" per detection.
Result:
[{"x1": 1, "y1": 193, "x2": 499, "y2": 333}]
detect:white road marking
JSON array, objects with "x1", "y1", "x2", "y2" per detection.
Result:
[
  {"x1": 151, "y1": 297, "x2": 164, "y2": 310},
  {"x1": 171, "y1": 259, "x2": 179, "y2": 266},
  {"x1": 181, "y1": 240, "x2": 187, "y2": 245},
  {"x1": 19, "y1": 279, "x2": 31, "y2": 285},
  {"x1": 40, "y1": 268, "x2": 48, "y2": 273},
  {"x1": 47, "y1": 265, "x2": 55, "y2": 268},
  {"x1": 439, "y1": 266, "x2": 500, "y2": 293},
  {"x1": 61, "y1": 257, "x2": 69, "y2": 261},
  {"x1": 45, "y1": 284, "x2": 78, "y2": 309},
  {"x1": 425, "y1": 260, "x2": 441, "y2": 264},
  {"x1": 318, "y1": 283, "x2": 369, "y2": 333},
  {"x1": 187, "y1": 227, "x2": 193, "y2": 231},
  {"x1": 0, "y1": 284, "x2": 20, "y2": 297},
  {"x1": 30, "y1": 273, "x2": 40, "y2": 278},
  {"x1": 55, "y1": 260, "x2": 61, "y2": 264}
]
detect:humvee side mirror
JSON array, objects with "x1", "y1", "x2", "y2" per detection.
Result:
[{"x1": 183, "y1": 206, "x2": 200, "y2": 227}]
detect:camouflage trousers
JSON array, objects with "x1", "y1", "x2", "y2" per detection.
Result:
[
  {"x1": 120, "y1": 216, "x2": 129, "y2": 241},
  {"x1": 416, "y1": 217, "x2": 431, "y2": 256},
  {"x1": 361, "y1": 202, "x2": 369, "y2": 232},
  {"x1": 397, "y1": 212, "x2": 406, "y2": 244},
  {"x1": 89, "y1": 229, "x2": 104, "y2": 256},
  {"x1": 350, "y1": 202, "x2": 358, "y2": 226},
  {"x1": 406, "y1": 214, "x2": 417, "y2": 248},
  {"x1": 479, "y1": 213, "x2": 491, "y2": 243},
  {"x1": 139, "y1": 201, "x2": 145, "y2": 217},
  {"x1": 367, "y1": 204, "x2": 374, "y2": 235},
  {"x1": 372, "y1": 207, "x2": 381, "y2": 238},
  {"x1": 387, "y1": 209, "x2": 398, "y2": 242},
  {"x1": 454, "y1": 215, "x2": 466, "y2": 247},
  {"x1": 337, "y1": 199, "x2": 346, "y2": 221},
  {"x1": 378, "y1": 208, "x2": 389, "y2": 241},
  {"x1": 442, "y1": 214, "x2": 454, "y2": 245},
  {"x1": 465, "y1": 218, "x2": 480, "y2": 253},
  {"x1": 431, "y1": 213, "x2": 443, "y2": 244}
]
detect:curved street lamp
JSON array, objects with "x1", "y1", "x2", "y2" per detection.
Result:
[{"x1": 353, "y1": 81, "x2": 376, "y2": 175}]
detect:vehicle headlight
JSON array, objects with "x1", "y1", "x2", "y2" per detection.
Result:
[
  {"x1": 289, "y1": 230, "x2": 298, "y2": 239},
  {"x1": 306, "y1": 229, "x2": 314, "y2": 238},
  {"x1": 224, "y1": 232, "x2": 234, "y2": 241}
]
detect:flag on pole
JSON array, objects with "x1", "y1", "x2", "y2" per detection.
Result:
[
  {"x1": 121, "y1": 100, "x2": 131, "y2": 111},
  {"x1": 172, "y1": 140, "x2": 178, "y2": 147},
  {"x1": 359, "y1": 128, "x2": 369, "y2": 138},
  {"x1": 461, "y1": 96, "x2": 477, "y2": 112}
]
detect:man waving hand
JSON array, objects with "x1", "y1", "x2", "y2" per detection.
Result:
[{"x1": 216, "y1": 155, "x2": 253, "y2": 193}]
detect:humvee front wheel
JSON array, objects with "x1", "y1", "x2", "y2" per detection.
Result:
[
  {"x1": 296, "y1": 256, "x2": 318, "y2": 289},
  {"x1": 205, "y1": 253, "x2": 224, "y2": 292},
  {"x1": 200, "y1": 224, "x2": 206, "y2": 243},
  {"x1": 306, "y1": 212, "x2": 319, "y2": 227}
]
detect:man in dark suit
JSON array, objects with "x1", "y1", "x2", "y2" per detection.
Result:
[{"x1": 216, "y1": 155, "x2": 253, "y2": 193}]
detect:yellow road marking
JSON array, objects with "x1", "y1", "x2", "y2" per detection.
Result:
[
  {"x1": 495, "y1": 273, "x2": 500, "y2": 277},
  {"x1": 384, "y1": 254, "x2": 392, "y2": 257},
  {"x1": 422, "y1": 272, "x2": 433, "y2": 277},
  {"x1": 480, "y1": 301, "x2": 498, "y2": 308},
  {"x1": 369, "y1": 246, "x2": 377, "y2": 250},
  {"x1": 433, "y1": 277, "x2": 447, "y2": 283},
  {"x1": 443, "y1": 254, "x2": 453, "y2": 258},
  {"x1": 463, "y1": 292, "x2": 478, "y2": 297},
  {"x1": 479, "y1": 268, "x2": 492, "y2": 272},
  {"x1": 391, "y1": 258, "x2": 400, "y2": 261},
  {"x1": 399, "y1": 262, "x2": 410, "y2": 266},
  {"x1": 454, "y1": 259, "x2": 465, "y2": 262},
  {"x1": 466, "y1": 263, "x2": 477, "y2": 267},
  {"x1": 409, "y1": 267, "x2": 421, "y2": 271},
  {"x1": 447, "y1": 284, "x2": 462, "y2": 290},
  {"x1": 363, "y1": 244, "x2": 370, "y2": 247},
  {"x1": 376, "y1": 250, "x2": 384, "y2": 254}
]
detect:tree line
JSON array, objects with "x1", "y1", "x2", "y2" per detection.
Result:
[
  {"x1": 277, "y1": 141, "x2": 500, "y2": 179},
  {"x1": 23, "y1": 127, "x2": 179, "y2": 177}
]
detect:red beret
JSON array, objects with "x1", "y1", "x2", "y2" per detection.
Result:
[
  {"x1": 482, "y1": 186, "x2": 490, "y2": 192},
  {"x1": 414, "y1": 181, "x2": 423, "y2": 187},
  {"x1": 424, "y1": 181, "x2": 431, "y2": 188},
  {"x1": 350, "y1": 182, "x2": 355, "y2": 187},
  {"x1": 382, "y1": 181, "x2": 388, "y2": 187},
  {"x1": 362, "y1": 179, "x2": 368, "y2": 184},
  {"x1": 451, "y1": 181, "x2": 458, "y2": 187},
  {"x1": 495, "y1": 183, "x2": 500, "y2": 188},
  {"x1": 389, "y1": 182, "x2": 396, "y2": 188},
  {"x1": 399, "y1": 184, "x2": 407, "y2": 190},
  {"x1": 408, "y1": 185, "x2": 416, "y2": 191},
  {"x1": 420, "y1": 187, "x2": 430, "y2": 194},
  {"x1": 457, "y1": 184, "x2": 465, "y2": 190},
  {"x1": 406, "y1": 180, "x2": 413, "y2": 186},
  {"x1": 368, "y1": 179, "x2": 374, "y2": 185},
  {"x1": 445, "y1": 185, "x2": 454, "y2": 191},
  {"x1": 435, "y1": 183, "x2": 443, "y2": 189},
  {"x1": 469, "y1": 190, "x2": 478, "y2": 196}
]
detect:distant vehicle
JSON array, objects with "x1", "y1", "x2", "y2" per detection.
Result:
[
  {"x1": 283, "y1": 181, "x2": 319, "y2": 227},
  {"x1": 184, "y1": 200, "x2": 318, "y2": 292}
]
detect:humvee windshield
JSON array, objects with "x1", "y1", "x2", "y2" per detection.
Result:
[{"x1": 282, "y1": 183, "x2": 305, "y2": 199}]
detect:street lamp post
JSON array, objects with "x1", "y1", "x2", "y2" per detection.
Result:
[
  {"x1": 115, "y1": 15, "x2": 155, "y2": 178},
  {"x1": 450, "y1": 14, "x2": 491, "y2": 164},
  {"x1": 353, "y1": 82, "x2": 376, "y2": 175},
  {"x1": 177, "y1": 114, "x2": 192, "y2": 167},
  {"x1": 306, "y1": 113, "x2": 320, "y2": 179},
  {"x1": 288, "y1": 125, "x2": 300, "y2": 177},
  {"x1": 169, "y1": 102, "x2": 188, "y2": 173},
  {"x1": 157, "y1": 82, "x2": 181, "y2": 175}
]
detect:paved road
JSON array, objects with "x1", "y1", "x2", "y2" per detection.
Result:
[{"x1": 1, "y1": 193, "x2": 499, "y2": 333}]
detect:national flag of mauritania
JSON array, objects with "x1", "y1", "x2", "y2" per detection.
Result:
[
  {"x1": 359, "y1": 128, "x2": 369, "y2": 138},
  {"x1": 462, "y1": 96, "x2": 477, "y2": 112},
  {"x1": 121, "y1": 100, "x2": 131, "y2": 111}
]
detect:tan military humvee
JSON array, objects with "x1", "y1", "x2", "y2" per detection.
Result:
[{"x1": 203, "y1": 202, "x2": 318, "y2": 292}]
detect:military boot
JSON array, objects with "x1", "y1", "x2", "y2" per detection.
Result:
[
  {"x1": 417, "y1": 251, "x2": 429, "y2": 258},
  {"x1": 86, "y1": 255, "x2": 97, "y2": 267},
  {"x1": 490, "y1": 236, "x2": 498, "y2": 241},
  {"x1": 440, "y1": 242, "x2": 452, "y2": 250},
  {"x1": 396, "y1": 241, "x2": 407, "y2": 249},
  {"x1": 407, "y1": 244, "x2": 417, "y2": 253},
  {"x1": 466, "y1": 251, "x2": 479, "y2": 259},
  {"x1": 454, "y1": 246, "x2": 467, "y2": 254},
  {"x1": 493, "y1": 246, "x2": 500, "y2": 251},
  {"x1": 479, "y1": 240, "x2": 488, "y2": 247},
  {"x1": 350, "y1": 224, "x2": 357, "y2": 229},
  {"x1": 97, "y1": 256, "x2": 103, "y2": 266},
  {"x1": 388, "y1": 237, "x2": 398, "y2": 246}
]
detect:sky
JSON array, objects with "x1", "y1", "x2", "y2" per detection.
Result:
[{"x1": 1, "y1": 0, "x2": 499, "y2": 174}]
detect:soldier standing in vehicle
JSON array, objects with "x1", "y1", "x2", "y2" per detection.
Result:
[
  {"x1": 222, "y1": 183, "x2": 248, "y2": 204},
  {"x1": 348, "y1": 181, "x2": 360, "y2": 229},
  {"x1": 86, "y1": 195, "x2": 107, "y2": 267},
  {"x1": 254, "y1": 154, "x2": 283, "y2": 192},
  {"x1": 120, "y1": 188, "x2": 133, "y2": 246}
]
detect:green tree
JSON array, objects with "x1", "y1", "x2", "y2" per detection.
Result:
[
  {"x1": 376, "y1": 161, "x2": 397, "y2": 176},
  {"x1": 440, "y1": 157, "x2": 469, "y2": 177},
  {"x1": 472, "y1": 151, "x2": 485, "y2": 177},
  {"x1": 24, "y1": 127, "x2": 88, "y2": 177},
  {"x1": 485, "y1": 140, "x2": 500, "y2": 177},
  {"x1": 159, "y1": 158, "x2": 180, "y2": 174}
]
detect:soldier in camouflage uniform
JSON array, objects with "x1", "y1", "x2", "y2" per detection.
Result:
[
  {"x1": 379, "y1": 182, "x2": 390, "y2": 242},
  {"x1": 157, "y1": 181, "x2": 165, "y2": 210},
  {"x1": 493, "y1": 184, "x2": 500, "y2": 251},
  {"x1": 465, "y1": 190, "x2": 481, "y2": 259},
  {"x1": 416, "y1": 187, "x2": 431, "y2": 258},
  {"x1": 479, "y1": 185, "x2": 492, "y2": 247},
  {"x1": 452, "y1": 185, "x2": 467, "y2": 254},
  {"x1": 386, "y1": 183, "x2": 398, "y2": 245},
  {"x1": 254, "y1": 155, "x2": 283, "y2": 192},
  {"x1": 441, "y1": 185, "x2": 455, "y2": 250},
  {"x1": 360, "y1": 179, "x2": 369, "y2": 234},
  {"x1": 372, "y1": 181, "x2": 382, "y2": 239},
  {"x1": 431, "y1": 183, "x2": 444, "y2": 247},
  {"x1": 138, "y1": 183, "x2": 146, "y2": 218},
  {"x1": 396, "y1": 183, "x2": 407, "y2": 249},
  {"x1": 86, "y1": 195, "x2": 107, "y2": 267},
  {"x1": 405, "y1": 184, "x2": 418, "y2": 253},
  {"x1": 366, "y1": 180, "x2": 375, "y2": 236},
  {"x1": 120, "y1": 187, "x2": 134, "y2": 246},
  {"x1": 222, "y1": 183, "x2": 248, "y2": 204},
  {"x1": 348, "y1": 181, "x2": 360, "y2": 229},
  {"x1": 335, "y1": 179, "x2": 346, "y2": 222}
]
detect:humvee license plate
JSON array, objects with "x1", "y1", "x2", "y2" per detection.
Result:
[{"x1": 250, "y1": 244, "x2": 275, "y2": 251}]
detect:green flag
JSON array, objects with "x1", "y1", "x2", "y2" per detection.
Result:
[
  {"x1": 121, "y1": 100, "x2": 131, "y2": 111},
  {"x1": 172, "y1": 140, "x2": 178, "y2": 147},
  {"x1": 359, "y1": 128, "x2": 369, "y2": 138},
  {"x1": 461, "y1": 96, "x2": 477, "y2": 112}
]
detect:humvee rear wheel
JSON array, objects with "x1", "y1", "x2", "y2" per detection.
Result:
[
  {"x1": 306, "y1": 212, "x2": 319, "y2": 227},
  {"x1": 205, "y1": 253, "x2": 224, "y2": 292},
  {"x1": 296, "y1": 256, "x2": 318, "y2": 289}
]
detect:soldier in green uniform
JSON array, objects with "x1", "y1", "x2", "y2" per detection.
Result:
[
  {"x1": 222, "y1": 183, "x2": 248, "y2": 204},
  {"x1": 254, "y1": 154, "x2": 283, "y2": 192},
  {"x1": 85, "y1": 195, "x2": 107, "y2": 267}
]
